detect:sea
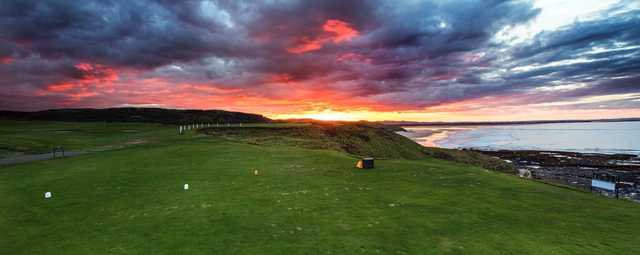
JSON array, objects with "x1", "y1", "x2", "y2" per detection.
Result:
[{"x1": 398, "y1": 121, "x2": 640, "y2": 155}]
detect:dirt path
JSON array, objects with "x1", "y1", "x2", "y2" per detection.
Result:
[{"x1": 0, "y1": 151, "x2": 85, "y2": 167}]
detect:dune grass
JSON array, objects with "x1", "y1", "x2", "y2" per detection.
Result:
[
  {"x1": 199, "y1": 122, "x2": 426, "y2": 159},
  {"x1": 0, "y1": 121, "x2": 639, "y2": 254}
]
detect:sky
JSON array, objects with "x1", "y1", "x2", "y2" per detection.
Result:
[{"x1": 1, "y1": 0, "x2": 639, "y2": 121}]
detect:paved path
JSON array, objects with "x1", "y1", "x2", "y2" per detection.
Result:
[{"x1": 0, "y1": 151, "x2": 85, "y2": 166}]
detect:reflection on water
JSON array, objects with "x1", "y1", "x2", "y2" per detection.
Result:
[
  {"x1": 400, "y1": 121, "x2": 640, "y2": 155},
  {"x1": 397, "y1": 127, "x2": 473, "y2": 147}
]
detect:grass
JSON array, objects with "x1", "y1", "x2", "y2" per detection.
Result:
[
  {"x1": 199, "y1": 122, "x2": 426, "y2": 159},
  {"x1": 0, "y1": 121, "x2": 639, "y2": 254},
  {"x1": 0, "y1": 121, "x2": 309, "y2": 158},
  {"x1": 0, "y1": 120, "x2": 183, "y2": 158},
  {"x1": 423, "y1": 147, "x2": 515, "y2": 173}
]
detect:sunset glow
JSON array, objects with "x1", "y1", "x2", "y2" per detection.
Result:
[{"x1": 1, "y1": 0, "x2": 639, "y2": 121}]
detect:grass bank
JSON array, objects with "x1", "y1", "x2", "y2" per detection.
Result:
[{"x1": 0, "y1": 121, "x2": 638, "y2": 254}]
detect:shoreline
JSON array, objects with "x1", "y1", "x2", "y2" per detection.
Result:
[
  {"x1": 472, "y1": 149, "x2": 640, "y2": 201},
  {"x1": 398, "y1": 127, "x2": 471, "y2": 148},
  {"x1": 384, "y1": 118, "x2": 640, "y2": 127},
  {"x1": 398, "y1": 121, "x2": 640, "y2": 156}
]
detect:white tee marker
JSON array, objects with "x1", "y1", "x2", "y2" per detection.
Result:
[
  {"x1": 44, "y1": 192, "x2": 52, "y2": 199},
  {"x1": 184, "y1": 184, "x2": 189, "y2": 190}
]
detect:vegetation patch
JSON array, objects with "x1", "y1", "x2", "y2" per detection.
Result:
[
  {"x1": 423, "y1": 147, "x2": 516, "y2": 173},
  {"x1": 199, "y1": 122, "x2": 426, "y2": 159},
  {"x1": 0, "y1": 121, "x2": 185, "y2": 157}
]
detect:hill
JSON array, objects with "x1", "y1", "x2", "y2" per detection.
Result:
[
  {"x1": 199, "y1": 122, "x2": 426, "y2": 160},
  {"x1": 0, "y1": 107, "x2": 270, "y2": 124},
  {"x1": 0, "y1": 120, "x2": 639, "y2": 254},
  {"x1": 198, "y1": 122, "x2": 512, "y2": 172}
]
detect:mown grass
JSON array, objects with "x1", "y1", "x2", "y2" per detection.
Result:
[
  {"x1": 0, "y1": 120, "x2": 185, "y2": 158},
  {"x1": 0, "y1": 121, "x2": 309, "y2": 158},
  {"x1": 0, "y1": 121, "x2": 639, "y2": 254}
]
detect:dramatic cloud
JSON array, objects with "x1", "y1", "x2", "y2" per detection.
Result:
[
  {"x1": 287, "y1": 19, "x2": 359, "y2": 54},
  {"x1": 0, "y1": 0, "x2": 638, "y2": 121}
]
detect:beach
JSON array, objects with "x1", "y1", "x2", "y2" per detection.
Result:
[
  {"x1": 400, "y1": 121, "x2": 640, "y2": 155},
  {"x1": 399, "y1": 121, "x2": 640, "y2": 201}
]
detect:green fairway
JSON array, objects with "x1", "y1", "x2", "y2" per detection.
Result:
[
  {"x1": 0, "y1": 121, "x2": 311, "y2": 159},
  {"x1": 0, "y1": 121, "x2": 638, "y2": 254},
  {"x1": 0, "y1": 120, "x2": 182, "y2": 158}
]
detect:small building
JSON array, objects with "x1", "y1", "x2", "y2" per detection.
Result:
[
  {"x1": 355, "y1": 157, "x2": 374, "y2": 169},
  {"x1": 592, "y1": 171, "x2": 621, "y2": 198}
]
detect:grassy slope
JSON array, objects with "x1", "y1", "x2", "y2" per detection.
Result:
[
  {"x1": 199, "y1": 123, "x2": 426, "y2": 159},
  {"x1": 1, "y1": 121, "x2": 639, "y2": 254},
  {"x1": 423, "y1": 147, "x2": 515, "y2": 173}
]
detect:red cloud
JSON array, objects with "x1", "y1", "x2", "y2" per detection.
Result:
[
  {"x1": 269, "y1": 73, "x2": 294, "y2": 83},
  {"x1": 286, "y1": 37, "x2": 324, "y2": 54},
  {"x1": 74, "y1": 63, "x2": 118, "y2": 83},
  {"x1": 0, "y1": 57, "x2": 13, "y2": 64},
  {"x1": 46, "y1": 83, "x2": 75, "y2": 92},
  {"x1": 322, "y1": 19, "x2": 359, "y2": 43},
  {"x1": 287, "y1": 19, "x2": 359, "y2": 54},
  {"x1": 38, "y1": 63, "x2": 120, "y2": 105}
]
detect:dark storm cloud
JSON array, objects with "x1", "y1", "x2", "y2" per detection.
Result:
[
  {"x1": 0, "y1": 0, "x2": 638, "y2": 112},
  {"x1": 365, "y1": 0, "x2": 539, "y2": 56},
  {"x1": 498, "y1": 8, "x2": 640, "y2": 106},
  {"x1": 0, "y1": 0, "x2": 248, "y2": 69},
  {"x1": 389, "y1": 5, "x2": 640, "y2": 110},
  {"x1": 513, "y1": 10, "x2": 640, "y2": 60},
  {"x1": 0, "y1": 56, "x2": 77, "y2": 88}
]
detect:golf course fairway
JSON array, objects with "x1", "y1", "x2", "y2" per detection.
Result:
[{"x1": 1, "y1": 121, "x2": 638, "y2": 254}]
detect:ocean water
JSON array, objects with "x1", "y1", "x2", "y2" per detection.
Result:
[{"x1": 399, "y1": 121, "x2": 640, "y2": 155}]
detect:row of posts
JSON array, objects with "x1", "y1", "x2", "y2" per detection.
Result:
[{"x1": 177, "y1": 122, "x2": 243, "y2": 134}]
